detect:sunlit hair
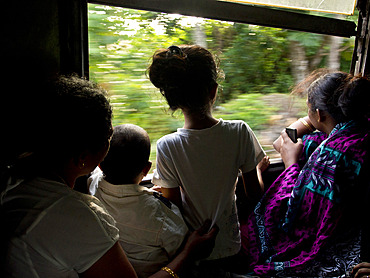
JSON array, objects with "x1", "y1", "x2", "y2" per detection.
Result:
[
  {"x1": 100, "y1": 124, "x2": 150, "y2": 184},
  {"x1": 148, "y1": 45, "x2": 224, "y2": 114}
]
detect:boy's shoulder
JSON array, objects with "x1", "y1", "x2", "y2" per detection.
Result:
[
  {"x1": 139, "y1": 188, "x2": 178, "y2": 213},
  {"x1": 131, "y1": 189, "x2": 186, "y2": 232}
]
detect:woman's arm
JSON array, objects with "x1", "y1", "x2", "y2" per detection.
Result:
[
  {"x1": 273, "y1": 116, "x2": 314, "y2": 153},
  {"x1": 80, "y1": 241, "x2": 137, "y2": 278}
]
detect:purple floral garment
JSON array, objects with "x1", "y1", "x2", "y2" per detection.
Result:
[{"x1": 241, "y1": 120, "x2": 369, "y2": 277}]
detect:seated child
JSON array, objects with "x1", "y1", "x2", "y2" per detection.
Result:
[{"x1": 88, "y1": 124, "x2": 188, "y2": 278}]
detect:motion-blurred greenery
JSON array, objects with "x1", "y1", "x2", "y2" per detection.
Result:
[{"x1": 88, "y1": 4, "x2": 355, "y2": 165}]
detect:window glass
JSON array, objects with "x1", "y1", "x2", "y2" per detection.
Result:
[
  {"x1": 219, "y1": 0, "x2": 357, "y2": 15},
  {"x1": 88, "y1": 4, "x2": 355, "y2": 167}
]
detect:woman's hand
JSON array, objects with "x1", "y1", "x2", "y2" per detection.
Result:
[
  {"x1": 351, "y1": 262, "x2": 370, "y2": 278},
  {"x1": 279, "y1": 130, "x2": 303, "y2": 168},
  {"x1": 273, "y1": 116, "x2": 314, "y2": 153}
]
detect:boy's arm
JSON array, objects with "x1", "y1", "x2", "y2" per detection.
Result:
[
  {"x1": 256, "y1": 156, "x2": 270, "y2": 190},
  {"x1": 161, "y1": 187, "x2": 182, "y2": 211},
  {"x1": 256, "y1": 168, "x2": 264, "y2": 191},
  {"x1": 242, "y1": 169, "x2": 263, "y2": 206}
]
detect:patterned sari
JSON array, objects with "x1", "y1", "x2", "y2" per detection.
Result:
[{"x1": 241, "y1": 119, "x2": 369, "y2": 277}]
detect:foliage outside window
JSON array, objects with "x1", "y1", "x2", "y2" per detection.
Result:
[{"x1": 88, "y1": 4, "x2": 356, "y2": 165}]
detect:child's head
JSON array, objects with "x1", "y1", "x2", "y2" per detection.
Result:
[
  {"x1": 100, "y1": 124, "x2": 151, "y2": 185},
  {"x1": 148, "y1": 45, "x2": 222, "y2": 114}
]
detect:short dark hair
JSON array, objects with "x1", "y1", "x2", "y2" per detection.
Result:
[
  {"x1": 100, "y1": 124, "x2": 151, "y2": 184},
  {"x1": 148, "y1": 45, "x2": 223, "y2": 114}
]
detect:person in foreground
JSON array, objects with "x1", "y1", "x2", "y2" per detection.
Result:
[
  {"x1": 241, "y1": 69, "x2": 370, "y2": 277},
  {"x1": 88, "y1": 124, "x2": 188, "y2": 277},
  {"x1": 148, "y1": 45, "x2": 265, "y2": 272},
  {"x1": 0, "y1": 75, "x2": 218, "y2": 278}
]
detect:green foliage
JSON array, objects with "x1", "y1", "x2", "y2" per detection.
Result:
[
  {"x1": 214, "y1": 93, "x2": 278, "y2": 131},
  {"x1": 87, "y1": 3, "x2": 356, "y2": 163},
  {"x1": 287, "y1": 31, "x2": 323, "y2": 56},
  {"x1": 88, "y1": 4, "x2": 189, "y2": 142},
  {"x1": 219, "y1": 24, "x2": 294, "y2": 101}
]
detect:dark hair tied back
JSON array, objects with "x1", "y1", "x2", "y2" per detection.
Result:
[
  {"x1": 306, "y1": 71, "x2": 348, "y2": 123},
  {"x1": 299, "y1": 69, "x2": 370, "y2": 123},
  {"x1": 166, "y1": 45, "x2": 187, "y2": 59},
  {"x1": 148, "y1": 45, "x2": 222, "y2": 113}
]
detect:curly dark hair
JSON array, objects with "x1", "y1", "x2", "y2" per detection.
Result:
[
  {"x1": 7, "y1": 75, "x2": 113, "y2": 177},
  {"x1": 148, "y1": 45, "x2": 223, "y2": 114},
  {"x1": 48, "y1": 75, "x2": 113, "y2": 157}
]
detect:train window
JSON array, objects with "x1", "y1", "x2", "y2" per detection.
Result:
[
  {"x1": 88, "y1": 3, "x2": 356, "y2": 166},
  {"x1": 220, "y1": 0, "x2": 357, "y2": 15}
]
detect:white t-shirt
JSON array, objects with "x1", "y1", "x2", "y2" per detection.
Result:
[
  {"x1": 1, "y1": 177, "x2": 119, "y2": 278},
  {"x1": 152, "y1": 119, "x2": 265, "y2": 260},
  {"x1": 89, "y1": 168, "x2": 188, "y2": 278}
]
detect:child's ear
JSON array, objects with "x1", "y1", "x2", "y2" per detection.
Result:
[{"x1": 142, "y1": 161, "x2": 152, "y2": 176}]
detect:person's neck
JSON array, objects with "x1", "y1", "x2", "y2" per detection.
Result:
[
  {"x1": 322, "y1": 120, "x2": 338, "y2": 135},
  {"x1": 45, "y1": 160, "x2": 78, "y2": 188},
  {"x1": 52, "y1": 168, "x2": 77, "y2": 188},
  {"x1": 183, "y1": 110, "x2": 219, "y2": 130},
  {"x1": 105, "y1": 175, "x2": 142, "y2": 185}
]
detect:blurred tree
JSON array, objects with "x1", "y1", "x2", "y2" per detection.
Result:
[
  {"x1": 287, "y1": 13, "x2": 356, "y2": 84},
  {"x1": 220, "y1": 24, "x2": 293, "y2": 101}
]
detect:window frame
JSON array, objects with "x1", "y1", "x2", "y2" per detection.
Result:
[
  {"x1": 89, "y1": 0, "x2": 357, "y2": 37},
  {"x1": 63, "y1": 0, "x2": 370, "y2": 77}
]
